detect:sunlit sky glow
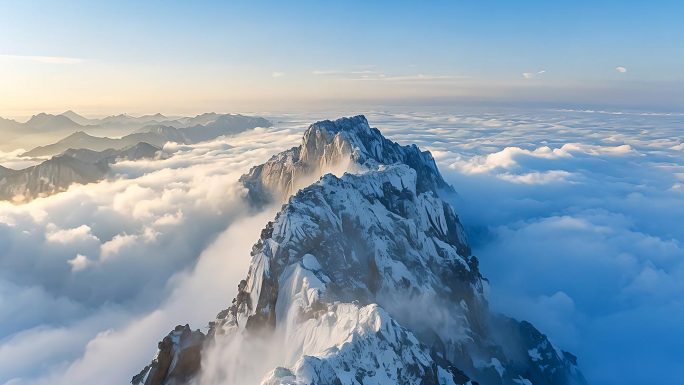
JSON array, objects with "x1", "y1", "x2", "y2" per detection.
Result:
[{"x1": 1, "y1": 0, "x2": 682, "y2": 117}]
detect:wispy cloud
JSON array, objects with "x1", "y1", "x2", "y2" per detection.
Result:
[
  {"x1": 615, "y1": 66, "x2": 627, "y2": 73},
  {"x1": 370, "y1": 73, "x2": 463, "y2": 82},
  {"x1": 522, "y1": 69, "x2": 547, "y2": 79},
  {"x1": 313, "y1": 69, "x2": 381, "y2": 76},
  {"x1": 313, "y1": 69, "x2": 465, "y2": 82},
  {"x1": 0, "y1": 54, "x2": 84, "y2": 64},
  {"x1": 271, "y1": 71, "x2": 285, "y2": 78}
]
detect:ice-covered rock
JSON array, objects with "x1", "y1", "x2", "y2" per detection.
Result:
[
  {"x1": 259, "y1": 303, "x2": 472, "y2": 385},
  {"x1": 240, "y1": 115, "x2": 453, "y2": 205},
  {"x1": 134, "y1": 116, "x2": 586, "y2": 385}
]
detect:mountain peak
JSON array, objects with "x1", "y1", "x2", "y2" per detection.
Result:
[
  {"x1": 241, "y1": 115, "x2": 453, "y2": 205},
  {"x1": 26, "y1": 113, "x2": 83, "y2": 130},
  {"x1": 26, "y1": 112, "x2": 49, "y2": 122},
  {"x1": 64, "y1": 130, "x2": 92, "y2": 139},
  {"x1": 135, "y1": 115, "x2": 586, "y2": 385},
  {"x1": 59, "y1": 110, "x2": 91, "y2": 125},
  {"x1": 139, "y1": 113, "x2": 167, "y2": 120},
  {"x1": 307, "y1": 114, "x2": 371, "y2": 134}
]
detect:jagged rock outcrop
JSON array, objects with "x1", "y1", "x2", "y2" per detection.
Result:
[
  {"x1": 134, "y1": 116, "x2": 586, "y2": 385},
  {"x1": 132, "y1": 325, "x2": 205, "y2": 385},
  {"x1": 216, "y1": 165, "x2": 475, "y2": 333}
]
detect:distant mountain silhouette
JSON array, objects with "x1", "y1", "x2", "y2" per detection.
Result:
[
  {"x1": 60, "y1": 110, "x2": 92, "y2": 126},
  {"x1": 25, "y1": 113, "x2": 86, "y2": 131},
  {"x1": 1, "y1": 142, "x2": 160, "y2": 202},
  {"x1": 23, "y1": 114, "x2": 271, "y2": 157}
]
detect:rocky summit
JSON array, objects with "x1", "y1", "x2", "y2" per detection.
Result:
[
  {"x1": 134, "y1": 116, "x2": 586, "y2": 385},
  {"x1": 240, "y1": 115, "x2": 453, "y2": 205}
]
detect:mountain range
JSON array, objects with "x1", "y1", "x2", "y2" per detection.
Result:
[
  {"x1": 133, "y1": 116, "x2": 586, "y2": 385},
  {"x1": 0, "y1": 111, "x2": 271, "y2": 153},
  {"x1": 22, "y1": 113, "x2": 271, "y2": 157},
  {"x1": 0, "y1": 142, "x2": 160, "y2": 202},
  {"x1": 0, "y1": 112, "x2": 271, "y2": 202}
]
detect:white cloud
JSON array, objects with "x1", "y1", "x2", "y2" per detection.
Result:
[
  {"x1": 0, "y1": 123, "x2": 302, "y2": 384},
  {"x1": 100, "y1": 233, "x2": 139, "y2": 261},
  {"x1": 384, "y1": 73, "x2": 458, "y2": 81},
  {"x1": 616, "y1": 66, "x2": 627, "y2": 73},
  {"x1": 15, "y1": 210, "x2": 275, "y2": 385},
  {"x1": 0, "y1": 149, "x2": 41, "y2": 169},
  {"x1": 312, "y1": 69, "x2": 341, "y2": 75},
  {"x1": 357, "y1": 73, "x2": 463, "y2": 82},
  {"x1": 311, "y1": 69, "x2": 464, "y2": 82},
  {"x1": 522, "y1": 70, "x2": 546, "y2": 79},
  {"x1": 271, "y1": 71, "x2": 284, "y2": 78},
  {"x1": 448, "y1": 142, "x2": 633, "y2": 179},
  {"x1": 364, "y1": 108, "x2": 684, "y2": 385},
  {"x1": 498, "y1": 170, "x2": 572, "y2": 184},
  {"x1": 46, "y1": 224, "x2": 99, "y2": 244},
  {"x1": 153, "y1": 210, "x2": 184, "y2": 227},
  {"x1": 67, "y1": 254, "x2": 91, "y2": 272}
]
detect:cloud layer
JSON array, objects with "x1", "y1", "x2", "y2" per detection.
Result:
[
  {"x1": 362, "y1": 107, "x2": 684, "y2": 385},
  {"x1": 1, "y1": 107, "x2": 682, "y2": 385},
  {"x1": 0, "y1": 125, "x2": 302, "y2": 385}
]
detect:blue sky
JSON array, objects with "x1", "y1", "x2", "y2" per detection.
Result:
[{"x1": 0, "y1": 0, "x2": 682, "y2": 115}]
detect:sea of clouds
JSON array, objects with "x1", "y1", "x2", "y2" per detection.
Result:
[
  {"x1": 0, "y1": 123, "x2": 303, "y2": 385},
  {"x1": 0, "y1": 107, "x2": 682, "y2": 385},
  {"x1": 367, "y1": 107, "x2": 684, "y2": 385}
]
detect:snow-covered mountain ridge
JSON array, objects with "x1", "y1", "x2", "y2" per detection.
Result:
[
  {"x1": 134, "y1": 116, "x2": 586, "y2": 385},
  {"x1": 240, "y1": 115, "x2": 453, "y2": 205}
]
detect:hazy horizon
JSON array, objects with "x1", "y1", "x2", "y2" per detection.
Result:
[{"x1": 4, "y1": 99, "x2": 684, "y2": 123}]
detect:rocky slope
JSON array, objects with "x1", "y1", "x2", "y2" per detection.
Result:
[
  {"x1": 132, "y1": 325, "x2": 205, "y2": 385},
  {"x1": 0, "y1": 142, "x2": 159, "y2": 202},
  {"x1": 134, "y1": 116, "x2": 586, "y2": 385}
]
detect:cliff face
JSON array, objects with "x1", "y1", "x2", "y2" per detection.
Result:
[
  {"x1": 132, "y1": 325, "x2": 205, "y2": 385},
  {"x1": 134, "y1": 116, "x2": 586, "y2": 385}
]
